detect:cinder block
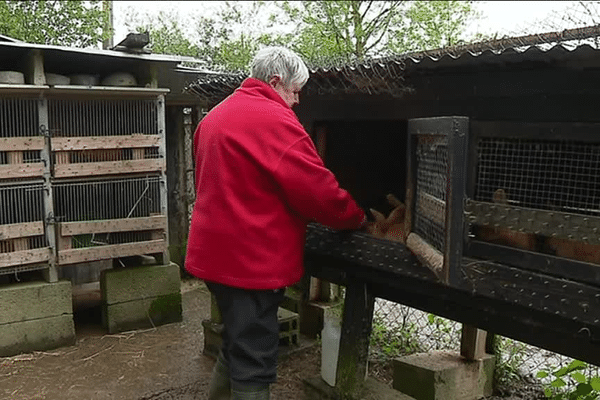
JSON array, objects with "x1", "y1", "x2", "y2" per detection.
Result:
[
  {"x1": 0, "y1": 281, "x2": 75, "y2": 357},
  {"x1": 304, "y1": 375, "x2": 416, "y2": 400},
  {"x1": 103, "y1": 292, "x2": 182, "y2": 333},
  {"x1": 101, "y1": 263, "x2": 182, "y2": 333},
  {"x1": 101, "y1": 262, "x2": 181, "y2": 304},
  {"x1": 0, "y1": 281, "x2": 72, "y2": 324},
  {"x1": 278, "y1": 307, "x2": 299, "y2": 345},
  {"x1": 0, "y1": 315, "x2": 75, "y2": 357},
  {"x1": 393, "y1": 351, "x2": 495, "y2": 400}
]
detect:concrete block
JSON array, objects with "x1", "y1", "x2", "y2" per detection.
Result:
[
  {"x1": 101, "y1": 263, "x2": 182, "y2": 333},
  {"x1": 392, "y1": 351, "x2": 495, "y2": 400},
  {"x1": 101, "y1": 262, "x2": 181, "y2": 304},
  {"x1": 0, "y1": 281, "x2": 72, "y2": 324},
  {"x1": 103, "y1": 292, "x2": 182, "y2": 333},
  {"x1": 278, "y1": 307, "x2": 299, "y2": 345},
  {"x1": 304, "y1": 376, "x2": 415, "y2": 400},
  {"x1": 0, "y1": 315, "x2": 75, "y2": 357}
]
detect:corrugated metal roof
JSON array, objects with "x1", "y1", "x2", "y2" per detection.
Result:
[
  {"x1": 185, "y1": 24, "x2": 600, "y2": 103},
  {"x1": 0, "y1": 39, "x2": 197, "y2": 63}
]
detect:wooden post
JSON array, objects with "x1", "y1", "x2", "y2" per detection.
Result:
[
  {"x1": 156, "y1": 95, "x2": 169, "y2": 265},
  {"x1": 309, "y1": 125, "x2": 333, "y2": 301},
  {"x1": 39, "y1": 97, "x2": 57, "y2": 282},
  {"x1": 335, "y1": 278, "x2": 375, "y2": 397},
  {"x1": 460, "y1": 324, "x2": 488, "y2": 360}
]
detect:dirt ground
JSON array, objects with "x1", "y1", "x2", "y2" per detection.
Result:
[
  {"x1": 0, "y1": 278, "x2": 542, "y2": 400},
  {"x1": 0, "y1": 278, "x2": 321, "y2": 400}
]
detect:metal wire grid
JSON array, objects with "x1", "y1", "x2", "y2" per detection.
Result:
[
  {"x1": 413, "y1": 135, "x2": 448, "y2": 252},
  {"x1": 0, "y1": 97, "x2": 43, "y2": 164},
  {"x1": 0, "y1": 97, "x2": 39, "y2": 138},
  {"x1": 475, "y1": 138, "x2": 600, "y2": 216},
  {"x1": 371, "y1": 299, "x2": 600, "y2": 390},
  {"x1": 0, "y1": 182, "x2": 45, "y2": 225},
  {"x1": 53, "y1": 175, "x2": 161, "y2": 221},
  {"x1": 47, "y1": 98, "x2": 159, "y2": 137},
  {"x1": 53, "y1": 176, "x2": 162, "y2": 247},
  {"x1": 0, "y1": 182, "x2": 48, "y2": 253}
]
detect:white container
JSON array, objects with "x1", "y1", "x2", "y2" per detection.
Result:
[{"x1": 321, "y1": 306, "x2": 343, "y2": 387}]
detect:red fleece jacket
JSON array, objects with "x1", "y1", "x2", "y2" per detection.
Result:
[{"x1": 185, "y1": 78, "x2": 365, "y2": 289}]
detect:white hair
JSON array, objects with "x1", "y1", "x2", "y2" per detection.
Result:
[{"x1": 250, "y1": 46, "x2": 309, "y2": 89}]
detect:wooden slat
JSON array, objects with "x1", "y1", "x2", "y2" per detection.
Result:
[
  {"x1": 0, "y1": 162, "x2": 44, "y2": 178},
  {"x1": 0, "y1": 247, "x2": 51, "y2": 269},
  {"x1": 60, "y1": 215, "x2": 167, "y2": 236},
  {"x1": 0, "y1": 137, "x2": 45, "y2": 151},
  {"x1": 51, "y1": 134, "x2": 161, "y2": 151},
  {"x1": 53, "y1": 159, "x2": 164, "y2": 177},
  {"x1": 57, "y1": 239, "x2": 166, "y2": 265}
]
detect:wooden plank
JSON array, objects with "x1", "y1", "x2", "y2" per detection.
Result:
[
  {"x1": 0, "y1": 162, "x2": 44, "y2": 178},
  {"x1": 51, "y1": 134, "x2": 161, "y2": 151},
  {"x1": 460, "y1": 325, "x2": 488, "y2": 360},
  {"x1": 0, "y1": 222, "x2": 44, "y2": 240},
  {"x1": 53, "y1": 159, "x2": 164, "y2": 178},
  {"x1": 57, "y1": 239, "x2": 166, "y2": 265},
  {"x1": 57, "y1": 235, "x2": 71, "y2": 250},
  {"x1": 60, "y1": 215, "x2": 167, "y2": 236},
  {"x1": 0, "y1": 137, "x2": 45, "y2": 151},
  {"x1": 0, "y1": 247, "x2": 51, "y2": 268}
]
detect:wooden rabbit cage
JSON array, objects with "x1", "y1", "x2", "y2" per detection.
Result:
[
  {"x1": 0, "y1": 86, "x2": 169, "y2": 282},
  {"x1": 304, "y1": 116, "x2": 600, "y2": 367}
]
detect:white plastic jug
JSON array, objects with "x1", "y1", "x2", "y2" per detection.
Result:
[{"x1": 321, "y1": 307, "x2": 342, "y2": 386}]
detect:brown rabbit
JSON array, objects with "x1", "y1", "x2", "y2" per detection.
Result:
[
  {"x1": 368, "y1": 194, "x2": 407, "y2": 243},
  {"x1": 476, "y1": 189, "x2": 536, "y2": 251}
]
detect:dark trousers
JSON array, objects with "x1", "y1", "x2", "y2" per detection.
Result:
[{"x1": 206, "y1": 281, "x2": 285, "y2": 387}]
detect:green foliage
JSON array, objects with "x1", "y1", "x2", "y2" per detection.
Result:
[
  {"x1": 0, "y1": 0, "x2": 108, "y2": 47},
  {"x1": 389, "y1": 1, "x2": 480, "y2": 54},
  {"x1": 537, "y1": 360, "x2": 600, "y2": 400},
  {"x1": 278, "y1": 0, "x2": 481, "y2": 64},
  {"x1": 277, "y1": 0, "x2": 405, "y2": 64},
  {"x1": 121, "y1": 0, "x2": 485, "y2": 72},
  {"x1": 493, "y1": 337, "x2": 530, "y2": 390},
  {"x1": 369, "y1": 317, "x2": 421, "y2": 361}
]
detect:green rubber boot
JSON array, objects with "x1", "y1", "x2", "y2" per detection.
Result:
[
  {"x1": 231, "y1": 382, "x2": 270, "y2": 400},
  {"x1": 208, "y1": 353, "x2": 231, "y2": 400}
]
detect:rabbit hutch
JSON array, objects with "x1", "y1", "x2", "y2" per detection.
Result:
[
  {"x1": 186, "y1": 25, "x2": 600, "y2": 398},
  {"x1": 0, "y1": 35, "x2": 202, "y2": 356}
]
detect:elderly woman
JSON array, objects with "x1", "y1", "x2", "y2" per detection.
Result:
[{"x1": 185, "y1": 46, "x2": 367, "y2": 399}]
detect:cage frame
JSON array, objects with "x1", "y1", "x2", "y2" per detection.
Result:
[
  {"x1": 0, "y1": 86, "x2": 170, "y2": 280},
  {"x1": 463, "y1": 120, "x2": 600, "y2": 287}
]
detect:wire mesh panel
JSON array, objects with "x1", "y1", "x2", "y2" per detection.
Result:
[
  {"x1": 48, "y1": 98, "x2": 159, "y2": 137},
  {"x1": 413, "y1": 134, "x2": 448, "y2": 253},
  {"x1": 466, "y1": 122, "x2": 600, "y2": 285},
  {"x1": 48, "y1": 98, "x2": 164, "y2": 178},
  {"x1": 53, "y1": 175, "x2": 167, "y2": 265},
  {"x1": 474, "y1": 138, "x2": 600, "y2": 216},
  {"x1": 0, "y1": 97, "x2": 45, "y2": 180},
  {"x1": 0, "y1": 182, "x2": 51, "y2": 274}
]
